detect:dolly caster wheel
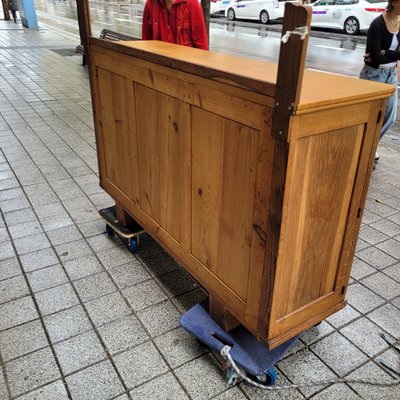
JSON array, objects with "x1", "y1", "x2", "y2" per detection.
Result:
[
  {"x1": 105, "y1": 224, "x2": 114, "y2": 236},
  {"x1": 128, "y1": 237, "x2": 138, "y2": 253},
  {"x1": 256, "y1": 367, "x2": 277, "y2": 386}
]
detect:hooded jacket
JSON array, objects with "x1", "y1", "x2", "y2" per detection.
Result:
[{"x1": 142, "y1": 0, "x2": 208, "y2": 50}]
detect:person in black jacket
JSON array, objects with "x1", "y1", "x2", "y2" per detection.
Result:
[
  {"x1": 8, "y1": 0, "x2": 19, "y2": 23},
  {"x1": 360, "y1": 0, "x2": 400, "y2": 162}
]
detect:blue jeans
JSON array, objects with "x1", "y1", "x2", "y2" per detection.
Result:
[{"x1": 359, "y1": 64, "x2": 398, "y2": 138}]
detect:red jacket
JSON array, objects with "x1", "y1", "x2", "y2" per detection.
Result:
[{"x1": 142, "y1": 0, "x2": 208, "y2": 50}]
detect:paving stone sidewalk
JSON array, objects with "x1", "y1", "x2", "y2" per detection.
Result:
[{"x1": 0, "y1": 18, "x2": 399, "y2": 400}]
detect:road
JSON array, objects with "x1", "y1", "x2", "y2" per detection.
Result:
[{"x1": 34, "y1": 0, "x2": 367, "y2": 77}]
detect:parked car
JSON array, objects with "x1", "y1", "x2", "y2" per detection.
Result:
[
  {"x1": 224, "y1": 0, "x2": 285, "y2": 24},
  {"x1": 311, "y1": 0, "x2": 387, "y2": 35},
  {"x1": 211, "y1": 0, "x2": 232, "y2": 15}
]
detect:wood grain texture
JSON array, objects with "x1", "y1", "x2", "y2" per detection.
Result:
[
  {"x1": 89, "y1": 4, "x2": 393, "y2": 348},
  {"x1": 97, "y1": 68, "x2": 140, "y2": 202},
  {"x1": 191, "y1": 107, "x2": 259, "y2": 301},
  {"x1": 272, "y1": 2, "x2": 311, "y2": 140},
  {"x1": 209, "y1": 294, "x2": 240, "y2": 332},
  {"x1": 91, "y1": 49, "x2": 267, "y2": 130},
  {"x1": 136, "y1": 84, "x2": 190, "y2": 246},
  {"x1": 273, "y1": 124, "x2": 364, "y2": 318}
]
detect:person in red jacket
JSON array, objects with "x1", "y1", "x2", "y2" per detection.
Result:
[{"x1": 142, "y1": 0, "x2": 208, "y2": 50}]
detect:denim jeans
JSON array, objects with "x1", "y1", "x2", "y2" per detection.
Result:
[{"x1": 359, "y1": 64, "x2": 398, "y2": 138}]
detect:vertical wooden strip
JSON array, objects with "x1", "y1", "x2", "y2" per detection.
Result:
[
  {"x1": 272, "y1": 3, "x2": 311, "y2": 141},
  {"x1": 335, "y1": 100, "x2": 388, "y2": 292},
  {"x1": 159, "y1": 96, "x2": 191, "y2": 246},
  {"x1": 191, "y1": 108, "x2": 223, "y2": 274},
  {"x1": 216, "y1": 119, "x2": 258, "y2": 301},
  {"x1": 209, "y1": 294, "x2": 240, "y2": 332},
  {"x1": 245, "y1": 106, "x2": 275, "y2": 330},
  {"x1": 257, "y1": 1, "x2": 311, "y2": 343},
  {"x1": 257, "y1": 138, "x2": 289, "y2": 340},
  {"x1": 136, "y1": 85, "x2": 162, "y2": 223}
]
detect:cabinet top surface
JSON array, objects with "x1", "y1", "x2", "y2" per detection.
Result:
[{"x1": 90, "y1": 39, "x2": 394, "y2": 111}]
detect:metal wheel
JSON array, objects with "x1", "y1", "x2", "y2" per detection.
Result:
[
  {"x1": 255, "y1": 368, "x2": 277, "y2": 386},
  {"x1": 260, "y1": 10, "x2": 270, "y2": 25},
  {"x1": 128, "y1": 237, "x2": 138, "y2": 253},
  {"x1": 227, "y1": 8, "x2": 236, "y2": 21},
  {"x1": 105, "y1": 224, "x2": 114, "y2": 236},
  {"x1": 344, "y1": 17, "x2": 359, "y2": 35}
]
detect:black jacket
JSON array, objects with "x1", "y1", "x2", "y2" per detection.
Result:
[
  {"x1": 8, "y1": 0, "x2": 18, "y2": 11},
  {"x1": 365, "y1": 15, "x2": 400, "y2": 69}
]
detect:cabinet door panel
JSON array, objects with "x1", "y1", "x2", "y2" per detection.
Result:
[{"x1": 191, "y1": 107, "x2": 259, "y2": 301}]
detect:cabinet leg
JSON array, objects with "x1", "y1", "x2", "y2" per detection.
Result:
[
  {"x1": 209, "y1": 294, "x2": 240, "y2": 332},
  {"x1": 115, "y1": 202, "x2": 134, "y2": 227}
]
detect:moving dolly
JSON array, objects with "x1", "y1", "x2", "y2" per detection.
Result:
[
  {"x1": 180, "y1": 302, "x2": 300, "y2": 386},
  {"x1": 99, "y1": 206, "x2": 145, "y2": 253}
]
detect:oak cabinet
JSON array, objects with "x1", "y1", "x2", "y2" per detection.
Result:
[{"x1": 89, "y1": 6, "x2": 393, "y2": 349}]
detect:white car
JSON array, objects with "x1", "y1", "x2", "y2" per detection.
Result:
[
  {"x1": 224, "y1": 0, "x2": 285, "y2": 24},
  {"x1": 211, "y1": 0, "x2": 232, "y2": 15},
  {"x1": 311, "y1": 0, "x2": 387, "y2": 35}
]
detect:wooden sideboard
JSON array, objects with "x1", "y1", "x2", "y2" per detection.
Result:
[{"x1": 88, "y1": 4, "x2": 394, "y2": 349}]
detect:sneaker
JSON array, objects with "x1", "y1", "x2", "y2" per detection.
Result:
[{"x1": 375, "y1": 152, "x2": 380, "y2": 162}]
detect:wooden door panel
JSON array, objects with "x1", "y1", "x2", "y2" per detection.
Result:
[
  {"x1": 191, "y1": 107, "x2": 259, "y2": 301},
  {"x1": 97, "y1": 68, "x2": 139, "y2": 201},
  {"x1": 136, "y1": 84, "x2": 190, "y2": 246},
  {"x1": 272, "y1": 124, "x2": 364, "y2": 319}
]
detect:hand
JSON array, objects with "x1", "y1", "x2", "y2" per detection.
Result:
[{"x1": 364, "y1": 52, "x2": 372, "y2": 62}]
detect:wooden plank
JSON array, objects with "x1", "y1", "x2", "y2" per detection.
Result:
[
  {"x1": 100, "y1": 176, "x2": 251, "y2": 326},
  {"x1": 90, "y1": 49, "x2": 267, "y2": 130},
  {"x1": 272, "y1": 3, "x2": 311, "y2": 141},
  {"x1": 96, "y1": 69, "x2": 140, "y2": 202},
  {"x1": 91, "y1": 45, "x2": 275, "y2": 108},
  {"x1": 88, "y1": 65, "x2": 107, "y2": 190},
  {"x1": 191, "y1": 107, "x2": 259, "y2": 301},
  {"x1": 264, "y1": 299, "x2": 345, "y2": 348},
  {"x1": 89, "y1": 38, "x2": 277, "y2": 97},
  {"x1": 159, "y1": 93, "x2": 191, "y2": 247},
  {"x1": 136, "y1": 84, "x2": 162, "y2": 223},
  {"x1": 297, "y1": 69, "x2": 395, "y2": 113},
  {"x1": 191, "y1": 109, "x2": 223, "y2": 275},
  {"x1": 271, "y1": 124, "x2": 364, "y2": 319},
  {"x1": 335, "y1": 99, "x2": 387, "y2": 292},
  {"x1": 135, "y1": 84, "x2": 190, "y2": 245},
  {"x1": 293, "y1": 102, "x2": 373, "y2": 139},
  {"x1": 257, "y1": 6, "x2": 312, "y2": 338},
  {"x1": 209, "y1": 294, "x2": 240, "y2": 332},
  {"x1": 256, "y1": 138, "x2": 289, "y2": 340},
  {"x1": 89, "y1": 39, "x2": 393, "y2": 113},
  {"x1": 245, "y1": 106, "x2": 275, "y2": 330},
  {"x1": 115, "y1": 202, "x2": 135, "y2": 227}
]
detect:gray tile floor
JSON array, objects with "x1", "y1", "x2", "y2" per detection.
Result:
[{"x1": 0, "y1": 18, "x2": 400, "y2": 400}]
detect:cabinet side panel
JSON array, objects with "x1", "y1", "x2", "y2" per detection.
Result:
[
  {"x1": 97, "y1": 68, "x2": 140, "y2": 202},
  {"x1": 273, "y1": 124, "x2": 363, "y2": 318},
  {"x1": 191, "y1": 107, "x2": 259, "y2": 301}
]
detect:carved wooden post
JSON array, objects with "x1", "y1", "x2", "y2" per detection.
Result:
[
  {"x1": 272, "y1": 2, "x2": 311, "y2": 141},
  {"x1": 258, "y1": 3, "x2": 311, "y2": 341}
]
